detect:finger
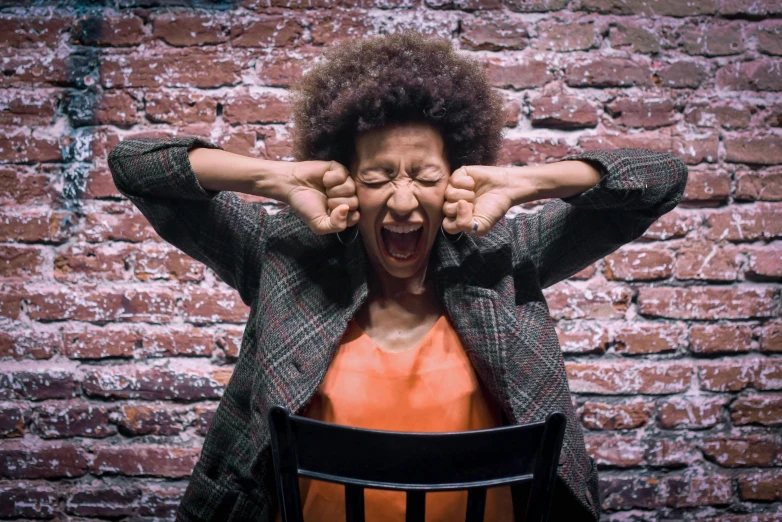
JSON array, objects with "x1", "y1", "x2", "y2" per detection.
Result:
[
  {"x1": 325, "y1": 180, "x2": 356, "y2": 198},
  {"x1": 442, "y1": 201, "x2": 459, "y2": 218},
  {"x1": 327, "y1": 196, "x2": 359, "y2": 211},
  {"x1": 323, "y1": 166, "x2": 349, "y2": 188},
  {"x1": 346, "y1": 210, "x2": 360, "y2": 227},
  {"x1": 454, "y1": 199, "x2": 474, "y2": 233},
  {"x1": 450, "y1": 167, "x2": 475, "y2": 190},
  {"x1": 441, "y1": 216, "x2": 461, "y2": 235},
  {"x1": 328, "y1": 204, "x2": 350, "y2": 230},
  {"x1": 445, "y1": 185, "x2": 475, "y2": 203}
]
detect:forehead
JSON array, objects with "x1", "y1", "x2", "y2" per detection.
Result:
[{"x1": 354, "y1": 123, "x2": 445, "y2": 162}]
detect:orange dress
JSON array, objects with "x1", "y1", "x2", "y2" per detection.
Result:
[{"x1": 275, "y1": 315, "x2": 514, "y2": 522}]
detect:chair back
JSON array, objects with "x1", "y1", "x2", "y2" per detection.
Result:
[{"x1": 269, "y1": 406, "x2": 566, "y2": 522}]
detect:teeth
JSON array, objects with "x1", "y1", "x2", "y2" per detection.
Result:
[{"x1": 382, "y1": 224, "x2": 423, "y2": 234}]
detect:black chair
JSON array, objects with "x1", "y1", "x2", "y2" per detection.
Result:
[{"x1": 268, "y1": 405, "x2": 566, "y2": 522}]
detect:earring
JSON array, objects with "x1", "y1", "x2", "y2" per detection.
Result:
[
  {"x1": 440, "y1": 224, "x2": 463, "y2": 243},
  {"x1": 337, "y1": 226, "x2": 359, "y2": 246}
]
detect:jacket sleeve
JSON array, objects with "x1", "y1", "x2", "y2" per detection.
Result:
[
  {"x1": 510, "y1": 148, "x2": 688, "y2": 289},
  {"x1": 108, "y1": 137, "x2": 268, "y2": 305}
]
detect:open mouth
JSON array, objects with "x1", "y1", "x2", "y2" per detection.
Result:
[{"x1": 379, "y1": 224, "x2": 424, "y2": 261}]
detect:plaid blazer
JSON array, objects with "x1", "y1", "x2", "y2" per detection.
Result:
[{"x1": 109, "y1": 138, "x2": 688, "y2": 522}]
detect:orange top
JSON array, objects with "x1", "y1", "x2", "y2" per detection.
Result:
[{"x1": 275, "y1": 315, "x2": 514, "y2": 522}]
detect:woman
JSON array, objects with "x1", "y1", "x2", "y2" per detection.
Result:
[{"x1": 109, "y1": 32, "x2": 688, "y2": 522}]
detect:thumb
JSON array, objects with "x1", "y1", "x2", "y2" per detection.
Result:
[{"x1": 328, "y1": 204, "x2": 350, "y2": 231}]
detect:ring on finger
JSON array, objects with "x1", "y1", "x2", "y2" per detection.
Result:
[{"x1": 470, "y1": 220, "x2": 479, "y2": 235}]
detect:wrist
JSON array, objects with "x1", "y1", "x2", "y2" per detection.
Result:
[
  {"x1": 252, "y1": 160, "x2": 295, "y2": 203},
  {"x1": 507, "y1": 160, "x2": 601, "y2": 204}
]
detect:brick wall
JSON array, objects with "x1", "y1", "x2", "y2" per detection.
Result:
[{"x1": 0, "y1": 0, "x2": 780, "y2": 520}]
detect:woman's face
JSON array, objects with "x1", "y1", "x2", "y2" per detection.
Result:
[{"x1": 351, "y1": 122, "x2": 451, "y2": 281}]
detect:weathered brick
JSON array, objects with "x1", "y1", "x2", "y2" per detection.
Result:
[
  {"x1": 567, "y1": 361, "x2": 692, "y2": 394},
  {"x1": 144, "y1": 89, "x2": 217, "y2": 125},
  {"x1": 757, "y1": 359, "x2": 782, "y2": 390},
  {"x1": 83, "y1": 164, "x2": 121, "y2": 199},
  {"x1": 256, "y1": 51, "x2": 307, "y2": 87},
  {"x1": 745, "y1": 244, "x2": 782, "y2": 280},
  {"x1": 134, "y1": 243, "x2": 204, "y2": 282},
  {"x1": 101, "y1": 50, "x2": 244, "y2": 89},
  {"x1": 66, "y1": 486, "x2": 140, "y2": 517},
  {"x1": 309, "y1": 10, "x2": 374, "y2": 46},
  {"x1": 223, "y1": 90, "x2": 291, "y2": 124},
  {"x1": 0, "y1": 404, "x2": 24, "y2": 437},
  {"x1": 0, "y1": 285, "x2": 22, "y2": 319},
  {"x1": 0, "y1": 442, "x2": 88, "y2": 478},
  {"x1": 736, "y1": 169, "x2": 782, "y2": 201},
  {"x1": 534, "y1": 20, "x2": 598, "y2": 52},
  {"x1": 613, "y1": 323, "x2": 682, "y2": 355},
  {"x1": 699, "y1": 359, "x2": 759, "y2": 392},
  {"x1": 600, "y1": 476, "x2": 661, "y2": 510},
  {"x1": 0, "y1": 90, "x2": 57, "y2": 126},
  {"x1": 605, "y1": 245, "x2": 675, "y2": 281},
  {"x1": 0, "y1": 482, "x2": 59, "y2": 518},
  {"x1": 0, "y1": 131, "x2": 62, "y2": 163},
  {"x1": 28, "y1": 288, "x2": 175, "y2": 324},
  {"x1": 151, "y1": 10, "x2": 229, "y2": 46},
  {"x1": 0, "y1": 52, "x2": 69, "y2": 88},
  {"x1": 581, "y1": 400, "x2": 652, "y2": 430},
  {"x1": 504, "y1": 99, "x2": 521, "y2": 127},
  {"x1": 530, "y1": 95, "x2": 598, "y2": 129},
  {"x1": 54, "y1": 243, "x2": 129, "y2": 282},
  {"x1": 485, "y1": 58, "x2": 553, "y2": 90},
  {"x1": 580, "y1": 0, "x2": 717, "y2": 16},
  {"x1": 0, "y1": 209, "x2": 70, "y2": 243},
  {"x1": 638, "y1": 286, "x2": 778, "y2": 320},
  {"x1": 684, "y1": 101, "x2": 753, "y2": 129},
  {"x1": 0, "y1": 244, "x2": 45, "y2": 279},
  {"x1": 641, "y1": 208, "x2": 699, "y2": 240},
  {"x1": 663, "y1": 474, "x2": 732, "y2": 507},
  {"x1": 565, "y1": 57, "x2": 652, "y2": 87},
  {"x1": 739, "y1": 470, "x2": 782, "y2": 501},
  {"x1": 545, "y1": 282, "x2": 631, "y2": 320},
  {"x1": 719, "y1": 0, "x2": 782, "y2": 17},
  {"x1": 215, "y1": 129, "x2": 259, "y2": 157},
  {"x1": 674, "y1": 241, "x2": 741, "y2": 281},
  {"x1": 717, "y1": 59, "x2": 782, "y2": 92},
  {"x1": 726, "y1": 134, "x2": 782, "y2": 165},
  {"x1": 0, "y1": 329, "x2": 59, "y2": 360},
  {"x1": 658, "y1": 396, "x2": 725, "y2": 429},
  {"x1": 138, "y1": 485, "x2": 185, "y2": 518},
  {"x1": 75, "y1": 13, "x2": 144, "y2": 46},
  {"x1": 689, "y1": 324, "x2": 753, "y2": 355},
  {"x1": 505, "y1": 0, "x2": 568, "y2": 12},
  {"x1": 82, "y1": 366, "x2": 224, "y2": 401},
  {"x1": 499, "y1": 138, "x2": 572, "y2": 165},
  {"x1": 11, "y1": 370, "x2": 76, "y2": 401},
  {"x1": 0, "y1": 167, "x2": 53, "y2": 204},
  {"x1": 732, "y1": 394, "x2": 782, "y2": 426},
  {"x1": 0, "y1": 15, "x2": 70, "y2": 48},
  {"x1": 231, "y1": 16, "x2": 303, "y2": 47},
  {"x1": 92, "y1": 445, "x2": 199, "y2": 477},
  {"x1": 678, "y1": 21, "x2": 745, "y2": 56},
  {"x1": 34, "y1": 401, "x2": 114, "y2": 438},
  {"x1": 681, "y1": 168, "x2": 732, "y2": 203},
  {"x1": 182, "y1": 288, "x2": 251, "y2": 324},
  {"x1": 63, "y1": 324, "x2": 137, "y2": 359},
  {"x1": 195, "y1": 404, "x2": 217, "y2": 436},
  {"x1": 459, "y1": 16, "x2": 527, "y2": 51},
  {"x1": 579, "y1": 129, "x2": 717, "y2": 165},
  {"x1": 606, "y1": 98, "x2": 676, "y2": 129},
  {"x1": 759, "y1": 322, "x2": 782, "y2": 353},
  {"x1": 555, "y1": 321, "x2": 608, "y2": 355},
  {"x1": 82, "y1": 202, "x2": 159, "y2": 242},
  {"x1": 141, "y1": 326, "x2": 214, "y2": 357},
  {"x1": 585, "y1": 435, "x2": 645, "y2": 467},
  {"x1": 116, "y1": 404, "x2": 190, "y2": 436},
  {"x1": 702, "y1": 435, "x2": 781, "y2": 467},
  {"x1": 645, "y1": 439, "x2": 699, "y2": 467},
  {"x1": 757, "y1": 20, "x2": 782, "y2": 56},
  {"x1": 609, "y1": 21, "x2": 660, "y2": 54},
  {"x1": 705, "y1": 203, "x2": 782, "y2": 241},
  {"x1": 654, "y1": 60, "x2": 709, "y2": 89}
]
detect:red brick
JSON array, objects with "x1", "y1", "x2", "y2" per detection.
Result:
[
  {"x1": 702, "y1": 435, "x2": 781, "y2": 467},
  {"x1": 658, "y1": 396, "x2": 725, "y2": 429},
  {"x1": 663, "y1": 474, "x2": 732, "y2": 507},
  {"x1": 92, "y1": 90, "x2": 138, "y2": 127},
  {"x1": 732, "y1": 394, "x2": 782, "y2": 426},
  {"x1": 263, "y1": 128, "x2": 294, "y2": 160},
  {"x1": 705, "y1": 203, "x2": 782, "y2": 241},
  {"x1": 0, "y1": 329, "x2": 59, "y2": 360},
  {"x1": 579, "y1": 129, "x2": 717, "y2": 165},
  {"x1": 613, "y1": 323, "x2": 683, "y2": 355},
  {"x1": 0, "y1": 209, "x2": 70, "y2": 243},
  {"x1": 28, "y1": 287, "x2": 175, "y2": 324},
  {"x1": 151, "y1": 11, "x2": 229, "y2": 46},
  {"x1": 599, "y1": 476, "x2": 661, "y2": 510},
  {"x1": 739, "y1": 470, "x2": 782, "y2": 501},
  {"x1": 759, "y1": 322, "x2": 782, "y2": 353},
  {"x1": 0, "y1": 15, "x2": 70, "y2": 48},
  {"x1": 182, "y1": 288, "x2": 251, "y2": 324},
  {"x1": 144, "y1": 89, "x2": 217, "y2": 125},
  {"x1": 717, "y1": 59, "x2": 782, "y2": 92},
  {"x1": 745, "y1": 244, "x2": 782, "y2": 280},
  {"x1": 585, "y1": 434, "x2": 645, "y2": 467},
  {"x1": 256, "y1": 50, "x2": 306, "y2": 87},
  {"x1": 83, "y1": 164, "x2": 121, "y2": 199},
  {"x1": 0, "y1": 52, "x2": 69, "y2": 88},
  {"x1": 142, "y1": 326, "x2": 214, "y2": 357},
  {"x1": 54, "y1": 243, "x2": 129, "y2": 282},
  {"x1": 555, "y1": 321, "x2": 608, "y2": 355},
  {"x1": 0, "y1": 482, "x2": 59, "y2": 519},
  {"x1": 0, "y1": 131, "x2": 61, "y2": 163},
  {"x1": 223, "y1": 91, "x2": 291, "y2": 124},
  {"x1": 66, "y1": 486, "x2": 140, "y2": 517},
  {"x1": 11, "y1": 370, "x2": 76, "y2": 401},
  {"x1": 684, "y1": 101, "x2": 753, "y2": 130},
  {"x1": 678, "y1": 21, "x2": 745, "y2": 56},
  {"x1": 757, "y1": 21, "x2": 782, "y2": 56},
  {"x1": 63, "y1": 325, "x2": 138, "y2": 359},
  {"x1": 82, "y1": 202, "x2": 158, "y2": 242},
  {"x1": 654, "y1": 60, "x2": 709, "y2": 89},
  {"x1": 545, "y1": 282, "x2": 631, "y2": 320},
  {"x1": 499, "y1": 138, "x2": 571, "y2": 165},
  {"x1": 606, "y1": 98, "x2": 676, "y2": 129},
  {"x1": 0, "y1": 167, "x2": 53, "y2": 204},
  {"x1": 570, "y1": 263, "x2": 597, "y2": 280},
  {"x1": 0, "y1": 405, "x2": 24, "y2": 437},
  {"x1": 309, "y1": 11, "x2": 374, "y2": 46},
  {"x1": 216, "y1": 129, "x2": 259, "y2": 157},
  {"x1": 92, "y1": 445, "x2": 199, "y2": 477},
  {"x1": 729, "y1": 133, "x2": 782, "y2": 165},
  {"x1": 485, "y1": 58, "x2": 553, "y2": 89},
  {"x1": 231, "y1": 16, "x2": 303, "y2": 47},
  {"x1": 34, "y1": 401, "x2": 114, "y2": 439},
  {"x1": 565, "y1": 57, "x2": 652, "y2": 88},
  {"x1": 638, "y1": 286, "x2": 778, "y2": 320},
  {"x1": 719, "y1": 0, "x2": 782, "y2": 16},
  {"x1": 641, "y1": 208, "x2": 699, "y2": 240},
  {"x1": 82, "y1": 366, "x2": 224, "y2": 401},
  {"x1": 195, "y1": 404, "x2": 217, "y2": 436},
  {"x1": 757, "y1": 359, "x2": 782, "y2": 390},
  {"x1": 459, "y1": 16, "x2": 528, "y2": 51},
  {"x1": 700, "y1": 359, "x2": 759, "y2": 392},
  {"x1": 566, "y1": 361, "x2": 693, "y2": 394},
  {"x1": 75, "y1": 13, "x2": 144, "y2": 46},
  {"x1": 0, "y1": 245, "x2": 44, "y2": 279},
  {"x1": 690, "y1": 324, "x2": 753, "y2": 355},
  {"x1": 216, "y1": 325, "x2": 244, "y2": 360},
  {"x1": 505, "y1": 0, "x2": 568, "y2": 11},
  {"x1": 134, "y1": 243, "x2": 204, "y2": 282},
  {"x1": 581, "y1": 0, "x2": 717, "y2": 16},
  {"x1": 736, "y1": 169, "x2": 782, "y2": 201},
  {"x1": 0, "y1": 90, "x2": 57, "y2": 126},
  {"x1": 581, "y1": 400, "x2": 651, "y2": 430},
  {"x1": 138, "y1": 485, "x2": 185, "y2": 518},
  {"x1": 645, "y1": 439, "x2": 699, "y2": 467},
  {"x1": 530, "y1": 95, "x2": 598, "y2": 129},
  {"x1": 609, "y1": 21, "x2": 660, "y2": 54},
  {"x1": 117, "y1": 404, "x2": 190, "y2": 436},
  {"x1": 504, "y1": 100, "x2": 521, "y2": 127},
  {"x1": 101, "y1": 50, "x2": 244, "y2": 89},
  {"x1": 681, "y1": 168, "x2": 732, "y2": 203},
  {"x1": 674, "y1": 241, "x2": 741, "y2": 281},
  {"x1": 0, "y1": 285, "x2": 22, "y2": 319},
  {"x1": 0, "y1": 442, "x2": 88, "y2": 478},
  {"x1": 535, "y1": 20, "x2": 598, "y2": 51},
  {"x1": 604, "y1": 246, "x2": 674, "y2": 281}
]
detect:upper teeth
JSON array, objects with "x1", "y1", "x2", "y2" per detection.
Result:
[{"x1": 383, "y1": 224, "x2": 423, "y2": 233}]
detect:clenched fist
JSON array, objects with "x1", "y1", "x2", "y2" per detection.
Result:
[{"x1": 285, "y1": 160, "x2": 360, "y2": 235}]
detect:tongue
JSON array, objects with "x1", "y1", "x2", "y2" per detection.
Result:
[{"x1": 383, "y1": 229, "x2": 421, "y2": 258}]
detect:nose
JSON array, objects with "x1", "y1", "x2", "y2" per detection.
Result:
[{"x1": 387, "y1": 179, "x2": 418, "y2": 216}]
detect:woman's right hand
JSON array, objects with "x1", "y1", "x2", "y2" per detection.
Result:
[{"x1": 285, "y1": 160, "x2": 360, "y2": 235}]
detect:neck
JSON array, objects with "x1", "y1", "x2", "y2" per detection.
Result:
[{"x1": 366, "y1": 259, "x2": 438, "y2": 310}]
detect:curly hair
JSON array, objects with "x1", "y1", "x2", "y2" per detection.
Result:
[{"x1": 290, "y1": 32, "x2": 505, "y2": 171}]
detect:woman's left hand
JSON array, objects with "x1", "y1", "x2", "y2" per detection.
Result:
[{"x1": 442, "y1": 165, "x2": 535, "y2": 236}]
